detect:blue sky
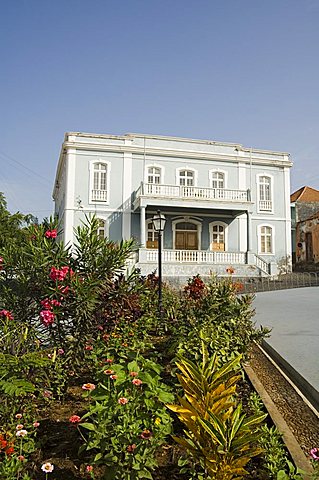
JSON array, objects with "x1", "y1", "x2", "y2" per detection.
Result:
[{"x1": 1, "y1": 0, "x2": 319, "y2": 218}]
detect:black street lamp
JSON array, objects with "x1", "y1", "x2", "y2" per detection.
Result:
[{"x1": 152, "y1": 210, "x2": 166, "y2": 320}]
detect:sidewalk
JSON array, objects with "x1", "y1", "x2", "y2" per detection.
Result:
[{"x1": 253, "y1": 287, "x2": 319, "y2": 391}]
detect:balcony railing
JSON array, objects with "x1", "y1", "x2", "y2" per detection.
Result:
[
  {"x1": 91, "y1": 189, "x2": 108, "y2": 202},
  {"x1": 139, "y1": 248, "x2": 246, "y2": 265},
  {"x1": 259, "y1": 200, "x2": 272, "y2": 211},
  {"x1": 136, "y1": 183, "x2": 249, "y2": 203}
]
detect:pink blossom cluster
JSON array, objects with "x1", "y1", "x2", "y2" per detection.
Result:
[
  {"x1": 50, "y1": 266, "x2": 73, "y2": 282},
  {"x1": 41, "y1": 298, "x2": 61, "y2": 310},
  {"x1": 40, "y1": 310, "x2": 55, "y2": 327},
  {"x1": 0, "y1": 309, "x2": 13, "y2": 320},
  {"x1": 45, "y1": 229, "x2": 57, "y2": 239}
]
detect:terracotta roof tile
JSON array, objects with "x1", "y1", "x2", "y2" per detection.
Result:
[{"x1": 291, "y1": 186, "x2": 319, "y2": 202}]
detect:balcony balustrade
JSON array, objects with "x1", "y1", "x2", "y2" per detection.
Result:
[{"x1": 136, "y1": 182, "x2": 249, "y2": 203}]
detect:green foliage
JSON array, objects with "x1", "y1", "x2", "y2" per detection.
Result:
[
  {"x1": 172, "y1": 276, "x2": 270, "y2": 364},
  {"x1": 80, "y1": 354, "x2": 173, "y2": 479},
  {"x1": 167, "y1": 344, "x2": 267, "y2": 480}
]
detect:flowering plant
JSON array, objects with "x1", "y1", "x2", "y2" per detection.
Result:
[{"x1": 79, "y1": 355, "x2": 173, "y2": 479}]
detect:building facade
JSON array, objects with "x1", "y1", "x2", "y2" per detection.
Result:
[{"x1": 53, "y1": 132, "x2": 292, "y2": 280}]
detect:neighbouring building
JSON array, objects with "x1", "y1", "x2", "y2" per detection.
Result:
[
  {"x1": 290, "y1": 186, "x2": 319, "y2": 265},
  {"x1": 53, "y1": 132, "x2": 292, "y2": 281}
]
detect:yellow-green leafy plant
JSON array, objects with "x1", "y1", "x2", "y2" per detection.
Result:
[{"x1": 167, "y1": 342, "x2": 267, "y2": 480}]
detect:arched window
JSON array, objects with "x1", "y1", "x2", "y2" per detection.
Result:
[
  {"x1": 209, "y1": 222, "x2": 227, "y2": 251},
  {"x1": 146, "y1": 219, "x2": 160, "y2": 249},
  {"x1": 90, "y1": 161, "x2": 110, "y2": 203},
  {"x1": 211, "y1": 171, "x2": 225, "y2": 189},
  {"x1": 147, "y1": 166, "x2": 161, "y2": 184},
  {"x1": 259, "y1": 225, "x2": 273, "y2": 254},
  {"x1": 97, "y1": 219, "x2": 106, "y2": 239},
  {"x1": 258, "y1": 175, "x2": 272, "y2": 212},
  {"x1": 179, "y1": 169, "x2": 195, "y2": 187}
]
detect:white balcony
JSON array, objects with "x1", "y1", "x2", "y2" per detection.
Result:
[
  {"x1": 136, "y1": 182, "x2": 250, "y2": 203},
  {"x1": 91, "y1": 189, "x2": 108, "y2": 202},
  {"x1": 259, "y1": 200, "x2": 272, "y2": 212},
  {"x1": 139, "y1": 248, "x2": 246, "y2": 265}
]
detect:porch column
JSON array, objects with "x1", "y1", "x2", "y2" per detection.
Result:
[
  {"x1": 246, "y1": 210, "x2": 254, "y2": 265},
  {"x1": 140, "y1": 206, "x2": 146, "y2": 247}
]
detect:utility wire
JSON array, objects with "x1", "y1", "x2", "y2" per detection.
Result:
[{"x1": 0, "y1": 150, "x2": 52, "y2": 185}]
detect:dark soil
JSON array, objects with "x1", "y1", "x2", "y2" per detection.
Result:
[{"x1": 248, "y1": 343, "x2": 319, "y2": 455}]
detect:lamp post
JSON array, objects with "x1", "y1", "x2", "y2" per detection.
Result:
[{"x1": 152, "y1": 210, "x2": 166, "y2": 320}]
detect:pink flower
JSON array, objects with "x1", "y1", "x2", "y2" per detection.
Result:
[
  {"x1": 132, "y1": 378, "x2": 143, "y2": 386},
  {"x1": 0, "y1": 310, "x2": 13, "y2": 320},
  {"x1": 86, "y1": 465, "x2": 93, "y2": 472},
  {"x1": 41, "y1": 299, "x2": 52, "y2": 310},
  {"x1": 49, "y1": 266, "x2": 72, "y2": 281},
  {"x1": 127, "y1": 444, "x2": 137, "y2": 453},
  {"x1": 310, "y1": 448, "x2": 319, "y2": 460},
  {"x1": 58, "y1": 348, "x2": 64, "y2": 355},
  {"x1": 45, "y1": 229, "x2": 57, "y2": 239},
  {"x1": 16, "y1": 429, "x2": 28, "y2": 437},
  {"x1": 103, "y1": 369, "x2": 114, "y2": 375},
  {"x1": 129, "y1": 371, "x2": 139, "y2": 377},
  {"x1": 118, "y1": 397, "x2": 128, "y2": 405},
  {"x1": 15, "y1": 413, "x2": 23, "y2": 419},
  {"x1": 33, "y1": 422, "x2": 40, "y2": 428},
  {"x1": 43, "y1": 390, "x2": 52, "y2": 398},
  {"x1": 0, "y1": 257, "x2": 3, "y2": 263},
  {"x1": 82, "y1": 383, "x2": 96, "y2": 391},
  {"x1": 17, "y1": 455, "x2": 25, "y2": 461},
  {"x1": 106, "y1": 358, "x2": 113, "y2": 363},
  {"x1": 69, "y1": 415, "x2": 81, "y2": 424},
  {"x1": 85, "y1": 345, "x2": 93, "y2": 351},
  {"x1": 51, "y1": 299, "x2": 61, "y2": 307},
  {"x1": 16, "y1": 424, "x2": 24, "y2": 430},
  {"x1": 110, "y1": 374, "x2": 117, "y2": 380},
  {"x1": 40, "y1": 310, "x2": 55, "y2": 326}
]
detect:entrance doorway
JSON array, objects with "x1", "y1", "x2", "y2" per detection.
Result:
[{"x1": 175, "y1": 222, "x2": 198, "y2": 250}]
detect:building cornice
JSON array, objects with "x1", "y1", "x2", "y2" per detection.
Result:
[{"x1": 53, "y1": 132, "x2": 292, "y2": 198}]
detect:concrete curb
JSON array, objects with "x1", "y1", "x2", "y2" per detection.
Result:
[{"x1": 244, "y1": 363, "x2": 313, "y2": 478}]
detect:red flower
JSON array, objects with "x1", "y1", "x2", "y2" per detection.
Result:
[
  {"x1": 85, "y1": 345, "x2": 93, "y2": 351},
  {"x1": 45, "y1": 229, "x2": 57, "y2": 239},
  {"x1": 40, "y1": 310, "x2": 55, "y2": 327},
  {"x1": 110, "y1": 374, "x2": 117, "y2": 380},
  {"x1": 69, "y1": 415, "x2": 81, "y2": 424},
  {"x1": 86, "y1": 465, "x2": 93, "y2": 473},
  {"x1": 41, "y1": 299, "x2": 52, "y2": 309},
  {"x1": 0, "y1": 309, "x2": 13, "y2": 320},
  {"x1": 5, "y1": 446, "x2": 14, "y2": 455},
  {"x1": 226, "y1": 266, "x2": 235, "y2": 275}
]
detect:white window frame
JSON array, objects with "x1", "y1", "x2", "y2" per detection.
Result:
[
  {"x1": 146, "y1": 218, "x2": 163, "y2": 243},
  {"x1": 97, "y1": 218, "x2": 107, "y2": 239},
  {"x1": 172, "y1": 217, "x2": 202, "y2": 250},
  {"x1": 258, "y1": 224, "x2": 275, "y2": 255},
  {"x1": 89, "y1": 160, "x2": 111, "y2": 204},
  {"x1": 256, "y1": 173, "x2": 273, "y2": 213},
  {"x1": 209, "y1": 169, "x2": 227, "y2": 189},
  {"x1": 145, "y1": 164, "x2": 164, "y2": 185},
  {"x1": 209, "y1": 221, "x2": 228, "y2": 251},
  {"x1": 176, "y1": 167, "x2": 197, "y2": 187}
]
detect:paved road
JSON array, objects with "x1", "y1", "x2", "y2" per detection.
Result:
[{"x1": 253, "y1": 287, "x2": 319, "y2": 391}]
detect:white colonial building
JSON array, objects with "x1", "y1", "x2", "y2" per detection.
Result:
[{"x1": 53, "y1": 132, "x2": 292, "y2": 280}]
